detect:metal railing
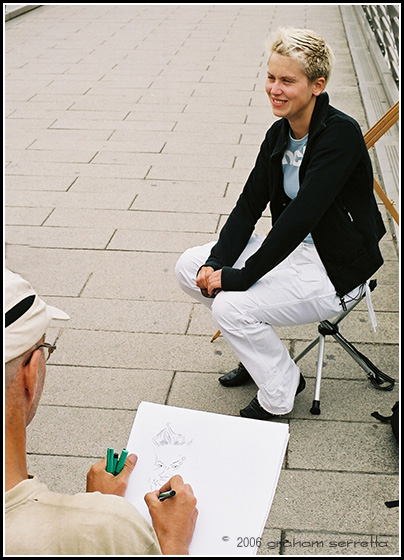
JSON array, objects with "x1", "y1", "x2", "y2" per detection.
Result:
[{"x1": 362, "y1": 5, "x2": 399, "y2": 87}]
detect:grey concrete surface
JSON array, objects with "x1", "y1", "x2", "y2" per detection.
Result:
[{"x1": 5, "y1": 4, "x2": 399, "y2": 556}]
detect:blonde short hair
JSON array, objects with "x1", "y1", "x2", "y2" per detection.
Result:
[{"x1": 267, "y1": 27, "x2": 335, "y2": 86}]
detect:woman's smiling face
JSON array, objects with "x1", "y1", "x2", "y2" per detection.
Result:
[{"x1": 265, "y1": 52, "x2": 324, "y2": 138}]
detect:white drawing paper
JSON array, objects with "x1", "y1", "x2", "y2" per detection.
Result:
[{"x1": 125, "y1": 402, "x2": 289, "y2": 556}]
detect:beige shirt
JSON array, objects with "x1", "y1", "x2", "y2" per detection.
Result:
[{"x1": 5, "y1": 477, "x2": 162, "y2": 555}]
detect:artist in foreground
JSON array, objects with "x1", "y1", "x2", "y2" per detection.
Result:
[
  {"x1": 5, "y1": 267, "x2": 198, "y2": 555},
  {"x1": 175, "y1": 27, "x2": 386, "y2": 420}
]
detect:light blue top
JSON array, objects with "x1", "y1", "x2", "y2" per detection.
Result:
[{"x1": 282, "y1": 132, "x2": 313, "y2": 244}]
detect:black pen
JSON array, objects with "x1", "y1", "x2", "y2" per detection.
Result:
[{"x1": 158, "y1": 490, "x2": 176, "y2": 501}]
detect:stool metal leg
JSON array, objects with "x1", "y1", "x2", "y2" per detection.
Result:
[
  {"x1": 310, "y1": 333, "x2": 325, "y2": 415},
  {"x1": 328, "y1": 329, "x2": 377, "y2": 375}
]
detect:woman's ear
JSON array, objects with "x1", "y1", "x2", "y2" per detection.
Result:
[{"x1": 313, "y1": 77, "x2": 326, "y2": 96}]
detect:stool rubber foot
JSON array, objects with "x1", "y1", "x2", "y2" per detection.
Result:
[{"x1": 310, "y1": 400, "x2": 321, "y2": 415}]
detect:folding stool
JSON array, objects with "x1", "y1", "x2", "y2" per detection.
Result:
[
  {"x1": 293, "y1": 279, "x2": 394, "y2": 415},
  {"x1": 210, "y1": 102, "x2": 399, "y2": 414}
]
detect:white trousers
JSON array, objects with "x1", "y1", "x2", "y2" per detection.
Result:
[{"x1": 175, "y1": 234, "x2": 362, "y2": 414}]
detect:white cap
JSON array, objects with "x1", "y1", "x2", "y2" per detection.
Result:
[{"x1": 5, "y1": 268, "x2": 69, "y2": 363}]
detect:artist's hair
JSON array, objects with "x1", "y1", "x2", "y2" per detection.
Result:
[
  {"x1": 5, "y1": 356, "x2": 20, "y2": 391},
  {"x1": 4, "y1": 347, "x2": 33, "y2": 391},
  {"x1": 267, "y1": 27, "x2": 335, "y2": 86}
]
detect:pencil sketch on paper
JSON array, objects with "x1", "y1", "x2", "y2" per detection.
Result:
[{"x1": 148, "y1": 423, "x2": 193, "y2": 490}]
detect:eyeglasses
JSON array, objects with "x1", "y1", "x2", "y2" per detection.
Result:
[{"x1": 24, "y1": 342, "x2": 57, "y2": 365}]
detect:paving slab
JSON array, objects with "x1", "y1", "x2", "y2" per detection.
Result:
[{"x1": 267, "y1": 470, "x2": 399, "y2": 536}]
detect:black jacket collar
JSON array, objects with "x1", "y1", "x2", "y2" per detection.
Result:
[
  {"x1": 272, "y1": 92, "x2": 330, "y2": 156},
  {"x1": 308, "y1": 91, "x2": 329, "y2": 136}
]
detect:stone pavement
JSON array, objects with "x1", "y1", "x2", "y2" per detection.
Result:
[{"x1": 5, "y1": 4, "x2": 399, "y2": 555}]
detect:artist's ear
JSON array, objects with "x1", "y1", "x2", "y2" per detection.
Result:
[{"x1": 22, "y1": 349, "x2": 41, "y2": 407}]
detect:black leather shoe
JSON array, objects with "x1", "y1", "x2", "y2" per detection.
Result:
[
  {"x1": 240, "y1": 396, "x2": 276, "y2": 420},
  {"x1": 240, "y1": 374, "x2": 306, "y2": 420},
  {"x1": 296, "y1": 372, "x2": 306, "y2": 395},
  {"x1": 219, "y1": 363, "x2": 253, "y2": 387}
]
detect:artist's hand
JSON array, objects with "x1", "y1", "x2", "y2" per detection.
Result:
[
  {"x1": 145, "y1": 475, "x2": 198, "y2": 555},
  {"x1": 196, "y1": 266, "x2": 222, "y2": 297},
  {"x1": 86, "y1": 453, "x2": 138, "y2": 497}
]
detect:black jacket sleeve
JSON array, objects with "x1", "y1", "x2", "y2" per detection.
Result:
[{"x1": 203, "y1": 135, "x2": 271, "y2": 271}]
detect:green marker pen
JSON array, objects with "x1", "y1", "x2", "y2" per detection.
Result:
[
  {"x1": 113, "y1": 452, "x2": 119, "y2": 473},
  {"x1": 106, "y1": 447, "x2": 115, "y2": 473},
  {"x1": 114, "y1": 449, "x2": 128, "y2": 475},
  {"x1": 158, "y1": 490, "x2": 176, "y2": 501}
]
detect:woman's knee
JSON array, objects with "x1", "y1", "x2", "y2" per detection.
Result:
[
  {"x1": 175, "y1": 248, "x2": 197, "y2": 288},
  {"x1": 174, "y1": 250, "x2": 186, "y2": 282},
  {"x1": 175, "y1": 242, "x2": 217, "y2": 288},
  {"x1": 211, "y1": 292, "x2": 243, "y2": 329}
]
